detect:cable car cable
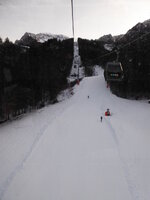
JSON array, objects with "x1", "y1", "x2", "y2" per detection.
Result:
[{"x1": 71, "y1": 0, "x2": 75, "y2": 39}]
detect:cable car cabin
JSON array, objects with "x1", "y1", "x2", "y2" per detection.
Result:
[{"x1": 104, "y1": 62, "x2": 124, "y2": 82}]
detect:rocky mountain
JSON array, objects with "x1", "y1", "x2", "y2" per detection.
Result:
[
  {"x1": 117, "y1": 19, "x2": 150, "y2": 44},
  {"x1": 98, "y1": 34, "x2": 114, "y2": 43},
  {"x1": 113, "y1": 34, "x2": 124, "y2": 42},
  {"x1": 97, "y1": 19, "x2": 150, "y2": 47},
  {"x1": 15, "y1": 32, "x2": 69, "y2": 46}
]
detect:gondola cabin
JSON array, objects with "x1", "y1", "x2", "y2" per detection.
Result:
[{"x1": 104, "y1": 62, "x2": 124, "y2": 82}]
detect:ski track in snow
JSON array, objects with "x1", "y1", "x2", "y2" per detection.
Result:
[
  {"x1": 77, "y1": 77, "x2": 141, "y2": 200},
  {"x1": 0, "y1": 69, "x2": 150, "y2": 200},
  {"x1": 0, "y1": 105, "x2": 69, "y2": 200},
  {"x1": 105, "y1": 118, "x2": 141, "y2": 200}
]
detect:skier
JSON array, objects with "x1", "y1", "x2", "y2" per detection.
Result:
[
  {"x1": 76, "y1": 79, "x2": 80, "y2": 85},
  {"x1": 100, "y1": 116, "x2": 103, "y2": 122},
  {"x1": 105, "y1": 108, "x2": 110, "y2": 116},
  {"x1": 87, "y1": 95, "x2": 89, "y2": 99}
]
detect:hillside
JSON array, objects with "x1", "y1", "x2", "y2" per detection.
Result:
[
  {"x1": 15, "y1": 32, "x2": 69, "y2": 46},
  {"x1": 0, "y1": 70, "x2": 150, "y2": 200},
  {"x1": 78, "y1": 19, "x2": 150, "y2": 98}
]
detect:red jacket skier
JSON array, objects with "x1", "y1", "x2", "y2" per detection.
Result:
[{"x1": 105, "y1": 109, "x2": 110, "y2": 116}]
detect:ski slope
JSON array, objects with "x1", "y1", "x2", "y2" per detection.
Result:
[{"x1": 0, "y1": 70, "x2": 150, "y2": 200}]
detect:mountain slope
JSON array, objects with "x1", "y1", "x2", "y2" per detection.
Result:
[
  {"x1": 117, "y1": 18, "x2": 150, "y2": 43},
  {"x1": 15, "y1": 32, "x2": 69, "y2": 46},
  {"x1": 0, "y1": 70, "x2": 150, "y2": 200}
]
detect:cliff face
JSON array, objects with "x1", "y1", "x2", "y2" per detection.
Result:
[{"x1": 15, "y1": 32, "x2": 69, "y2": 46}]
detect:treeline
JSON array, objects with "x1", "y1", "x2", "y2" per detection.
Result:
[
  {"x1": 78, "y1": 38, "x2": 115, "y2": 76},
  {"x1": 78, "y1": 36, "x2": 150, "y2": 98},
  {"x1": 0, "y1": 38, "x2": 73, "y2": 122},
  {"x1": 114, "y1": 34, "x2": 150, "y2": 98}
]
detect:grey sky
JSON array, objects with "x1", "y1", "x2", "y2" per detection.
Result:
[{"x1": 0, "y1": 0, "x2": 150, "y2": 41}]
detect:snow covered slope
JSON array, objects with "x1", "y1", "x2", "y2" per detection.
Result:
[{"x1": 0, "y1": 70, "x2": 150, "y2": 200}]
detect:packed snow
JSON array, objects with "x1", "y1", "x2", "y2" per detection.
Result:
[
  {"x1": 0, "y1": 69, "x2": 150, "y2": 200},
  {"x1": 104, "y1": 44, "x2": 114, "y2": 51}
]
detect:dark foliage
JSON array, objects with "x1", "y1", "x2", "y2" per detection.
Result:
[
  {"x1": 0, "y1": 38, "x2": 73, "y2": 122},
  {"x1": 78, "y1": 38, "x2": 111, "y2": 65},
  {"x1": 116, "y1": 32, "x2": 150, "y2": 98},
  {"x1": 78, "y1": 37, "x2": 116, "y2": 76},
  {"x1": 78, "y1": 26, "x2": 150, "y2": 99}
]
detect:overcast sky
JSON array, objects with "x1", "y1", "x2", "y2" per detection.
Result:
[{"x1": 0, "y1": 0, "x2": 150, "y2": 42}]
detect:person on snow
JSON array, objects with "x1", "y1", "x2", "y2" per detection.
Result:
[
  {"x1": 105, "y1": 108, "x2": 110, "y2": 116},
  {"x1": 76, "y1": 79, "x2": 80, "y2": 85},
  {"x1": 100, "y1": 116, "x2": 103, "y2": 122}
]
